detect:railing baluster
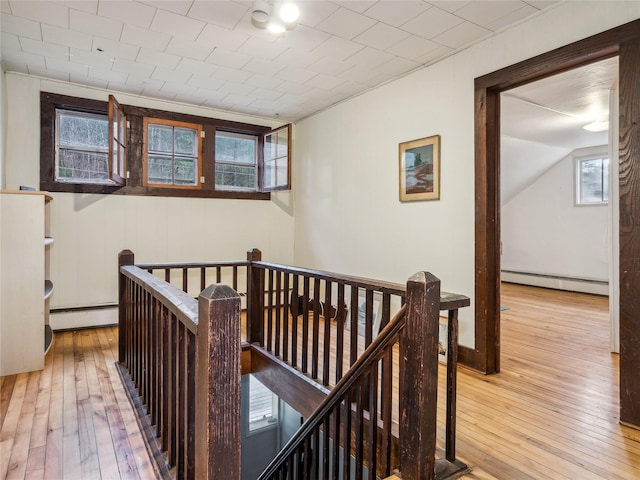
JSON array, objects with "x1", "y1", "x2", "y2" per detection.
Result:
[
  {"x1": 311, "y1": 277, "x2": 321, "y2": 380},
  {"x1": 186, "y1": 335, "x2": 196, "y2": 479},
  {"x1": 365, "y1": 288, "x2": 374, "y2": 347},
  {"x1": 368, "y1": 361, "x2": 379, "y2": 480},
  {"x1": 302, "y1": 276, "x2": 310, "y2": 373},
  {"x1": 165, "y1": 268, "x2": 170, "y2": 283},
  {"x1": 283, "y1": 273, "x2": 290, "y2": 362},
  {"x1": 275, "y1": 270, "x2": 282, "y2": 357},
  {"x1": 291, "y1": 275, "x2": 299, "y2": 369},
  {"x1": 323, "y1": 280, "x2": 332, "y2": 386},
  {"x1": 381, "y1": 348, "x2": 393, "y2": 476},
  {"x1": 161, "y1": 306, "x2": 170, "y2": 452},
  {"x1": 350, "y1": 287, "x2": 359, "y2": 366},
  {"x1": 336, "y1": 283, "x2": 345, "y2": 383},
  {"x1": 169, "y1": 313, "x2": 177, "y2": 466},
  {"x1": 176, "y1": 322, "x2": 185, "y2": 478},
  {"x1": 200, "y1": 267, "x2": 206, "y2": 291},
  {"x1": 267, "y1": 269, "x2": 274, "y2": 352},
  {"x1": 182, "y1": 268, "x2": 188, "y2": 293}
]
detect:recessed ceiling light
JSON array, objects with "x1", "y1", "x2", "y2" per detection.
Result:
[{"x1": 583, "y1": 121, "x2": 609, "y2": 132}]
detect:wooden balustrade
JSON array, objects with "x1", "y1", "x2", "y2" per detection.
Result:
[
  {"x1": 117, "y1": 248, "x2": 469, "y2": 480},
  {"x1": 258, "y1": 272, "x2": 442, "y2": 480},
  {"x1": 117, "y1": 251, "x2": 241, "y2": 480}
]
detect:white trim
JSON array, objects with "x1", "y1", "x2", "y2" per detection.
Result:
[
  {"x1": 501, "y1": 271, "x2": 608, "y2": 296},
  {"x1": 50, "y1": 307, "x2": 117, "y2": 330}
]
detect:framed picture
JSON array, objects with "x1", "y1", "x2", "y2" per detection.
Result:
[{"x1": 399, "y1": 134, "x2": 440, "y2": 202}]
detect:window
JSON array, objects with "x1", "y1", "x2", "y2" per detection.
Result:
[
  {"x1": 41, "y1": 92, "x2": 290, "y2": 199},
  {"x1": 54, "y1": 95, "x2": 126, "y2": 186},
  {"x1": 143, "y1": 118, "x2": 202, "y2": 188},
  {"x1": 55, "y1": 109, "x2": 111, "y2": 184},
  {"x1": 576, "y1": 155, "x2": 609, "y2": 205},
  {"x1": 247, "y1": 375, "x2": 277, "y2": 432},
  {"x1": 109, "y1": 95, "x2": 127, "y2": 185},
  {"x1": 215, "y1": 131, "x2": 257, "y2": 191},
  {"x1": 263, "y1": 124, "x2": 291, "y2": 191}
]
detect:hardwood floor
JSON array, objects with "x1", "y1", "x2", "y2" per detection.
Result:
[
  {"x1": 1, "y1": 284, "x2": 639, "y2": 479},
  {"x1": 0, "y1": 326, "x2": 155, "y2": 480},
  {"x1": 449, "y1": 283, "x2": 640, "y2": 479}
]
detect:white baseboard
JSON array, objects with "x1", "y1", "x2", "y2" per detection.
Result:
[
  {"x1": 501, "y1": 271, "x2": 608, "y2": 296},
  {"x1": 50, "y1": 307, "x2": 117, "y2": 331}
]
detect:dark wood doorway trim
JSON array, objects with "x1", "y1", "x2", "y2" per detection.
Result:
[{"x1": 465, "y1": 19, "x2": 640, "y2": 427}]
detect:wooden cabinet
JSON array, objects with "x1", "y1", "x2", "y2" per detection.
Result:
[{"x1": 0, "y1": 190, "x2": 53, "y2": 375}]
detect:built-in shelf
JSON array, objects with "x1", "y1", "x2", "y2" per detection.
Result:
[
  {"x1": 44, "y1": 324, "x2": 53, "y2": 354},
  {"x1": 44, "y1": 236, "x2": 54, "y2": 246},
  {"x1": 44, "y1": 280, "x2": 54, "y2": 300}
]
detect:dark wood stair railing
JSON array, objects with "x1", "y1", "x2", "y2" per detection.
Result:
[
  {"x1": 117, "y1": 251, "x2": 241, "y2": 480},
  {"x1": 117, "y1": 248, "x2": 470, "y2": 480},
  {"x1": 257, "y1": 271, "x2": 441, "y2": 480}
]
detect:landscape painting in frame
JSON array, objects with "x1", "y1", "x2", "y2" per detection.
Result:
[{"x1": 399, "y1": 135, "x2": 440, "y2": 202}]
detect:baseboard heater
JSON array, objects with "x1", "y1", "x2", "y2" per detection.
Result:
[{"x1": 501, "y1": 270, "x2": 608, "y2": 296}]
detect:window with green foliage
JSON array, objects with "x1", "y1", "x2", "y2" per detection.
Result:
[
  {"x1": 55, "y1": 109, "x2": 112, "y2": 184},
  {"x1": 215, "y1": 131, "x2": 257, "y2": 191},
  {"x1": 576, "y1": 156, "x2": 609, "y2": 205},
  {"x1": 41, "y1": 92, "x2": 290, "y2": 199},
  {"x1": 143, "y1": 118, "x2": 202, "y2": 188}
]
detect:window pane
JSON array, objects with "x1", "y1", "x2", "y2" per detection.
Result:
[
  {"x1": 148, "y1": 155, "x2": 173, "y2": 184},
  {"x1": 174, "y1": 157, "x2": 197, "y2": 185},
  {"x1": 174, "y1": 127, "x2": 197, "y2": 156},
  {"x1": 580, "y1": 158, "x2": 604, "y2": 203},
  {"x1": 148, "y1": 124, "x2": 173, "y2": 153},
  {"x1": 58, "y1": 112, "x2": 108, "y2": 149},
  {"x1": 275, "y1": 129, "x2": 288, "y2": 158},
  {"x1": 215, "y1": 133, "x2": 256, "y2": 165},
  {"x1": 602, "y1": 158, "x2": 609, "y2": 202},
  {"x1": 248, "y1": 375, "x2": 276, "y2": 430},
  {"x1": 57, "y1": 149, "x2": 109, "y2": 182},
  {"x1": 215, "y1": 164, "x2": 256, "y2": 190}
]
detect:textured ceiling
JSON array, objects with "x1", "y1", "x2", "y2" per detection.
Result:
[{"x1": 1, "y1": 0, "x2": 561, "y2": 121}]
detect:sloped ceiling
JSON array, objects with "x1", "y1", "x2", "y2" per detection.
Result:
[{"x1": 500, "y1": 56, "x2": 618, "y2": 205}]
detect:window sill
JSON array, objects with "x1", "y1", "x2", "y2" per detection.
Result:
[{"x1": 40, "y1": 181, "x2": 271, "y2": 200}]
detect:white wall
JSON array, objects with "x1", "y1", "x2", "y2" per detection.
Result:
[
  {"x1": 501, "y1": 147, "x2": 609, "y2": 282},
  {"x1": 293, "y1": 2, "x2": 640, "y2": 347},
  {"x1": 0, "y1": 68, "x2": 7, "y2": 189},
  {"x1": 4, "y1": 74, "x2": 295, "y2": 310}
]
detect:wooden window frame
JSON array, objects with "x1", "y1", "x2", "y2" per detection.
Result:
[
  {"x1": 143, "y1": 117, "x2": 203, "y2": 189},
  {"x1": 262, "y1": 124, "x2": 292, "y2": 192},
  {"x1": 109, "y1": 95, "x2": 127, "y2": 185},
  {"x1": 40, "y1": 92, "x2": 272, "y2": 200}
]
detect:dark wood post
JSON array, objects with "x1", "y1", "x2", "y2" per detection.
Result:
[
  {"x1": 195, "y1": 284, "x2": 241, "y2": 480},
  {"x1": 247, "y1": 248, "x2": 264, "y2": 345},
  {"x1": 400, "y1": 271, "x2": 440, "y2": 480},
  {"x1": 118, "y1": 249, "x2": 135, "y2": 364}
]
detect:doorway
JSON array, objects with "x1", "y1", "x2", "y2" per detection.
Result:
[
  {"x1": 467, "y1": 19, "x2": 640, "y2": 426},
  {"x1": 499, "y1": 57, "x2": 618, "y2": 352}
]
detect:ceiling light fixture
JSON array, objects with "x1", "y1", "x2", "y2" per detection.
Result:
[
  {"x1": 583, "y1": 121, "x2": 609, "y2": 132},
  {"x1": 251, "y1": 0, "x2": 299, "y2": 34}
]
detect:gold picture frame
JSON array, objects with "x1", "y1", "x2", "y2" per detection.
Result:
[{"x1": 399, "y1": 134, "x2": 440, "y2": 202}]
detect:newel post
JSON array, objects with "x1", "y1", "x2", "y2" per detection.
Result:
[
  {"x1": 195, "y1": 284, "x2": 241, "y2": 480},
  {"x1": 118, "y1": 249, "x2": 134, "y2": 364},
  {"x1": 247, "y1": 248, "x2": 264, "y2": 345},
  {"x1": 400, "y1": 271, "x2": 441, "y2": 480}
]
